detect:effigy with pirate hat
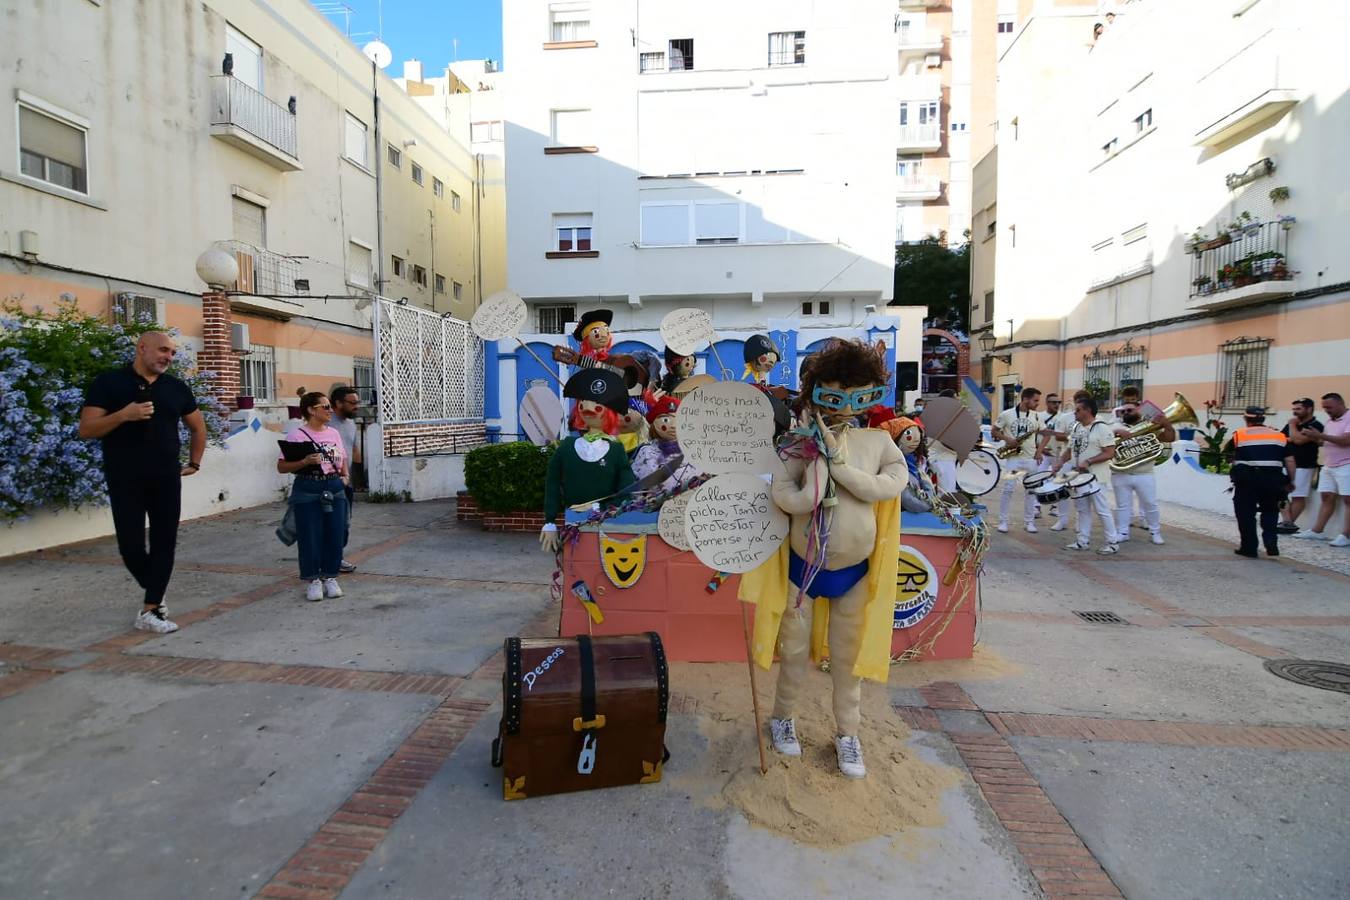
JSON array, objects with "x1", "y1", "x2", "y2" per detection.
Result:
[
  {"x1": 742, "y1": 333, "x2": 781, "y2": 385},
  {"x1": 551, "y1": 309, "x2": 647, "y2": 389}
]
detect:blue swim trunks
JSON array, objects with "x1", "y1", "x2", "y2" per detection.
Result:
[{"x1": 788, "y1": 549, "x2": 870, "y2": 600}]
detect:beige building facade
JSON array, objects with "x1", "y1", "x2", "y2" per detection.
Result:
[
  {"x1": 0, "y1": 0, "x2": 484, "y2": 418},
  {"x1": 971, "y1": 0, "x2": 1350, "y2": 420}
]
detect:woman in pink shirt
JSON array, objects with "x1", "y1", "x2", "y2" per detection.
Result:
[{"x1": 277, "y1": 392, "x2": 350, "y2": 600}]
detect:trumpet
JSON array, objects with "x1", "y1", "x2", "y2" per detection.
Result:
[{"x1": 1109, "y1": 393, "x2": 1198, "y2": 473}]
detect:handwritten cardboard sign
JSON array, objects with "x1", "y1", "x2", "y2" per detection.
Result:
[
  {"x1": 683, "y1": 474, "x2": 788, "y2": 573},
  {"x1": 660, "y1": 307, "x2": 715, "y2": 356},
  {"x1": 520, "y1": 385, "x2": 563, "y2": 446},
  {"x1": 676, "y1": 380, "x2": 780, "y2": 475},
  {"x1": 921, "y1": 396, "x2": 982, "y2": 464},
  {"x1": 657, "y1": 491, "x2": 693, "y2": 551},
  {"x1": 471, "y1": 290, "x2": 527, "y2": 341}
]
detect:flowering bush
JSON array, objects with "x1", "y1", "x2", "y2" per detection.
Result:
[
  {"x1": 1196, "y1": 399, "x2": 1232, "y2": 474},
  {"x1": 0, "y1": 299, "x2": 230, "y2": 521}
]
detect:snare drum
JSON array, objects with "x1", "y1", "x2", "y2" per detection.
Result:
[
  {"x1": 1034, "y1": 480, "x2": 1072, "y2": 504},
  {"x1": 1067, "y1": 472, "x2": 1100, "y2": 499},
  {"x1": 1023, "y1": 471, "x2": 1053, "y2": 493}
]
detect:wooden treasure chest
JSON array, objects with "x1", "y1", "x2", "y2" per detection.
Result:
[{"x1": 491, "y1": 633, "x2": 669, "y2": 800}]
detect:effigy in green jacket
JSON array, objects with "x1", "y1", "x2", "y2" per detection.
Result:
[{"x1": 543, "y1": 435, "x2": 636, "y2": 522}]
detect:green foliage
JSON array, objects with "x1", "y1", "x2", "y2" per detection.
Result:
[
  {"x1": 893, "y1": 235, "x2": 971, "y2": 331},
  {"x1": 365, "y1": 490, "x2": 411, "y2": 503},
  {"x1": 464, "y1": 441, "x2": 556, "y2": 513},
  {"x1": 1083, "y1": 377, "x2": 1111, "y2": 404}
]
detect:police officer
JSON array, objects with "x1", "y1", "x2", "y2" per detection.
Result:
[{"x1": 1230, "y1": 406, "x2": 1296, "y2": 558}]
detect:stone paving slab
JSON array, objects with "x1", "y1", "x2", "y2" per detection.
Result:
[
  {"x1": 354, "y1": 522, "x2": 556, "y2": 585},
  {"x1": 1228, "y1": 624, "x2": 1350, "y2": 663},
  {"x1": 0, "y1": 670, "x2": 438, "y2": 900},
  {"x1": 1161, "y1": 501, "x2": 1350, "y2": 577},
  {"x1": 1012, "y1": 737, "x2": 1350, "y2": 900}
]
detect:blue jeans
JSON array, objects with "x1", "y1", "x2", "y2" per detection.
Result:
[{"x1": 292, "y1": 477, "x2": 347, "y2": 580}]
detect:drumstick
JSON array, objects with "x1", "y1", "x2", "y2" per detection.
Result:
[{"x1": 740, "y1": 600, "x2": 769, "y2": 775}]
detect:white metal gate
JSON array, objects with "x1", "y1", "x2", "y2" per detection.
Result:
[{"x1": 374, "y1": 297, "x2": 484, "y2": 425}]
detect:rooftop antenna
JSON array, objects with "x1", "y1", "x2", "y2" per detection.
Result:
[
  {"x1": 453, "y1": 37, "x2": 459, "y2": 62},
  {"x1": 314, "y1": 3, "x2": 354, "y2": 36}
]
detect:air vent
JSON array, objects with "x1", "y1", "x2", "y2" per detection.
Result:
[
  {"x1": 112, "y1": 293, "x2": 159, "y2": 326},
  {"x1": 1072, "y1": 610, "x2": 1129, "y2": 625}
]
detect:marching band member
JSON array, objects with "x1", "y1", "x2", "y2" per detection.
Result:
[
  {"x1": 1056, "y1": 396, "x2": 1120, "y2": 554},
  {"x1": 1110, "y1": 399, "x2": 1174, "y2": 545},
  {"x1": 1036, "y1": 392, "x2": 1075, "y2": 528},
  {"x1": 992, "y1": 387, "x2": 1046, "y2": 534}
]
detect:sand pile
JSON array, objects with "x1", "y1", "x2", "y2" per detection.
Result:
[
  {"x1": 669, "y1": 662, "x2": 962, "y2": 848},
  {"x1": 887, "y1": 643, "x2": 1023, "y2": 687}
]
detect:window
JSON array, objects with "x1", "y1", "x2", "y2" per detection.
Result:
[
  {"x1": 997, "y1": 20, "x2": 1014, "y2": 33},
  {"x1": 387, "y1": 144, "x2": 401, "y2": 168},
  {"x1": 1121, "y1": 223, "x2": 1149, "y2": 273},
  {"x1": 413, "y1": 265, "x2": 427, "y2": 287},
  {"x1": 549, "y1": 2, "x2": 590, "y2": 42},
  {"x1": 694, "y1": 202, "x2": 740, "y2": 245},
  {"x1": 391, "y1": 255, "x2": 405, "y2": 278},
  {"x1": 471, "y1": 120, "x2": 504, "y2": 142},
  {"x1": 800, "y1": 300, "x2": 831, "y2": 316},
  {"x1": 433, "y1": 177, "x2": 444, "y2": 197},
  {"x1": 1101, "y1": 137, "x2": 1118, "y2": 156},
  {"x1": 640, "y1": 204, "x2": 689, "y2": 246},
  {"x1": 343, "y1": 113, "x2": 368, "y2": 167},
  {"x1": 950, "y1": 122, "x2": 967, "y2": 132},
  {"x1": 802, "y1": 301, "x2": 813, "y2": 316},
  {"x1": 1084, "y1": 354, "x2": 1112, "y2": 401},
  {"x1": 1134, "y1": 108, "x2": 1153, "y2": 132},
  {"x1": 896, "y1": 157, "x2": 923, "y2": 177},
  {"x1": 768, "y1": 31, "x2": 806, "y2": 67},
  {"x1": 554, "y1": 213, "x2": 593, "y2": 252},
  {"x1": 453, "y1": 281, "x2": 463, "y2": 301},
  {"x1": 1090, "y1": 237, "x2": 1115, "y2": 285},
  {"x1": 347, "y1": 241, "x2": 372, "y2": 288},
  {"x1": 819, "y1": 300, "x2": 831, "y2": 315},
  {"x1": 538, "y1": 305, "x2": 576, "y2": 335},
  {"x1": 112, "y1": 294, "x2": 158, "y2": 326},
  {"x1": 226, "y1": 24, "x2": 263, "y2": 91},
  {"x1": 231, "y1": 195, "x2": 266, "y2": 247},
  {"x1": 17, "y1": 102, "x2": 89, "y2": 194},
  {"x1": 1218, "y1": 337, "x2": 1271, "y2": 412},
  {"x1": 983, "y1": 290, "x2": 994, "y2": 324},
  {"x1": 640, "y1": 52, "x2": 665, "y2": 73},
  {"x1": 239, "y1": 343, "x2": 276, "y2": 402},
  {"x1": 353, "y1": 357, "x2": 376, "y2": 406},
  {"x1": 451, "y1": 191, "x2": 462, "y2": 212},
  {"x1": 668, "y1": 39, "x2": 694, "y2": 71},
  {"x1": 899, "y1": 100, "x2": 939, "y2": 126},
  {"x1": 434, "y1": 273, "x2": 446, "y2": 293},
  {"x1": 411, "y1": 162, "x2": 423, "y2": 185},
  {"x1": 985, "y1": 219, "x2": 997, "y2": 240},
  {"x1": 550, "y1": 108, "x2": 592, "y2": 147}
]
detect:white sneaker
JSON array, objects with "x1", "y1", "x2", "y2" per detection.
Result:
[
  {"x1": 1151, "y1": 533, "x2": 1165, "y2": 545},
  {"x1": 1063, "y1": 540, "x2": 1090, "y2": 551},
  {"x1": 1117, "y1": 534, "x2": 1131, "y2": 542},
  {"x1": 997, "y1": 522, "x2": 1010, "y2": 533},
  {"x1": 1331, "y1": 535, "x2": 1350, "y2": 548},
  {"x1": 134, "y1": 608, "x2": 179, "y2": 634},
  {"x1": 1025, "y1": 523, "x2": 1039, "y2": 534},
  {"x1": 323, "y1": 577, "x2": 344, "y2": 598},
  {"x1": 835, "y1": 735, "x2": 866, "y2": 779},
  {"x1": 1097, "y1": 543, "x2": 1120, "y2": 555},
  {"x1": 770, "y1": 717, "x2": 802, "y2": 756},
  {"x1": 1293, "y1": 530, "x2": 1327, "y2": 540},
  {"x1": 306, "y1": 579, "x2": 324, "y2": 602},
  {"x1": 1051, "y1": 522, "x2": 1067, "y2": 532}
]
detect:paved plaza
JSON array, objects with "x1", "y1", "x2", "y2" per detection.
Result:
[{"x1": 1, "y1": 499, "x2": 1348, "y2": 899}]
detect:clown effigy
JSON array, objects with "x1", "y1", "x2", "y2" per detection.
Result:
[
  {"x1": 630, "y1": 395, "x2": 700, "y2": 493},
  {"x1": 661, "y1": 346, "x2": 696, "y2": 396},
  {"x1": 742, "y1": 334, "x2": 781, "y2": 386},
  {"x1": 540, "y1": 369, "x2": 636, "y2": 553},
  {"x1": 617, "y1": 397, "x2": 650, "y2": 456},
  {"x1": 870, "y1": 408, "x2": 935, "y2": 513},
  {"x1": 740, "y1": 339, "x2": 907, "y2": 778}
]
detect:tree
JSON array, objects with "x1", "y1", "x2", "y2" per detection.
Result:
[{"x1": 893, "y1": 234, "x2": 970, "y2": 332}]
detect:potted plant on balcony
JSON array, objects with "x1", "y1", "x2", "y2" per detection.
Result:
[
  {"x1": 1278, "y1": 214, "x2": 1297, "y2": 231},
  {"x1": 1216, "y1": 264, "x2": 1234, "y2": 291},
  {"x1": 1268, "y1": 186, "x2": 1290, "y2": 203},
  {"x1": 1192, "y1": 274, "x2": 1212, "y2": 295},
  {"x1": 1184, "y1": 229, "x2": 1205, "y2": 256},
  {"x1": 1240, "y1": 211, "x2": 1261, "y2": 238},
  {"x1": 1200, "y1": 231, "x2": 1230, "y2": 252},
  {"x1": 1232, "y1": 256, "x2": 1256, "y2": 287},
  {"x1": 1250, "y1": 251, "x2": 1283, "y2": 276}
]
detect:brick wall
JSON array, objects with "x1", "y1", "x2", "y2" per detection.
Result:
[
  {"x1": 455, "y1": 491, "x2": 481, "y2": 521},
  {"x1": 383, "y1": 421, "x2": 488, "y2": 456},
  {"x1": 198, "y1": 292, "x2": 241, "y2": 411},
  {"x1": 481, "y1": 511, "x2": 561, "y2": 533}
]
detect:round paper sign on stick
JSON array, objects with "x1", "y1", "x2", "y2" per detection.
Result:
[
  {"x1": 660, "y1": 307, "x2": 715, "y2": 356},
  {"x1": 683, "y1": 474, "x2": 788, "y2": 574},
  {"x1": 676, "y1": 380, "x2": 779, "y2": 475},
  {"x1": 471, "y1": 290, "x2": 527, "y2": 341},
  {"x1": 657, "y1": 492, "x2": 693, "y2": 551},
  {"x1": 520, "y1": 385, "x2": 564, "y2": 446}
]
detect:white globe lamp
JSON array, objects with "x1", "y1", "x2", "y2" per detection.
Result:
[{"x1": 195, "y1": 249, "x2": 239, "y2": 290}]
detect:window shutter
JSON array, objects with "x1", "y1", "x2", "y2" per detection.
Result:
[{"x1": 18, "y1": 106, "x2": 86, "y2": 168}]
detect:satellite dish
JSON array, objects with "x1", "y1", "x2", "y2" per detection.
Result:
[{"x1": 362, "y1": 41, "x2": 392, "y2": 69}]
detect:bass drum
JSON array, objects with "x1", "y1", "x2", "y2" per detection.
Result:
[{"x1": 955, "y1": 448, "x2": 1001, "y2": 497}]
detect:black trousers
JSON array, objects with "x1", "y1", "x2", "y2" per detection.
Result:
[
  {"x1": 1233, "y1": 478, "x2": 1284, "y2": 554},
  {"x1": 107, "y1": 473, "x2": 182, "y2": 606}
]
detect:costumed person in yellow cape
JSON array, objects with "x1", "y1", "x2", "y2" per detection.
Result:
[{"x1": 739, "y1": 338, "x2": 906, "y2": 778}]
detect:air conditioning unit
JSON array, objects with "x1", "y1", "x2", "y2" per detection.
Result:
[
  {"x1": 231, "y1": 322, "x2": 251, "y2": 351},
  {"x1": 924, "y1": 53, "x2": 942, "y2": 68},
  {"x1": 113, "y1": 293, "x2": 159, "y2": 325}
]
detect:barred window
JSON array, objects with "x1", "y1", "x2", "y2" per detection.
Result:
[
  {"x1": 239, "y1": 343, "x2": 276, "y2": 402},
  {"x1": 538, "y1": 305, "x2": 576, "y2": 335},
  {"x1": 1218, "y1": 337, "x2": 1271, "y2": 413},
  {"x1": 353, "y1": 357, "x2": 376, "y2": 406}
]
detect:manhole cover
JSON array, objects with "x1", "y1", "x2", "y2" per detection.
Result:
[
  {"x1": 1263, "y1": 659, "x2": 1350, "y2": 694},
  {"x1": 1073, "y1": 610, "x2": 1129, "y2": 625}
]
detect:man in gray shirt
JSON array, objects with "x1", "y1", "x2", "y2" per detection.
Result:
[{"x1": 330, "y1": 386, "x2": 362, "y2": 573}]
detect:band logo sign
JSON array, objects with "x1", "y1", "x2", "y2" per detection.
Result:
[{"x1": 893, "y1": 544, "x2": 939, "y2": 629}]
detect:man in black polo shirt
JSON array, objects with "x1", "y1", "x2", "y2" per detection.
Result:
[
  {"x1": 79, "y1": 331, "x2": 207, "y2": 634},
  {"x1": 1277, "y1": 397, "x2": 1323, "y2": 534}
]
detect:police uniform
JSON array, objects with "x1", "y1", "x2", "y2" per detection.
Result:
[{"x1": 1230, "y1": 407, "x2": 1293, "y2": 557}]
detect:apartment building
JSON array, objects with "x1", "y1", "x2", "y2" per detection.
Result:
[
  {"x1": 971, "y1": 0, "x2": 1349, "y2": 418},
  {"x1": 0, "y1": 0, "x2": 482, "y2": 418}
]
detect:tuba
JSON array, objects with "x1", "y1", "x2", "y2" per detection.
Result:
[{"x1": 1109, "y1": 393, "x2": 1198, "y2": 473}]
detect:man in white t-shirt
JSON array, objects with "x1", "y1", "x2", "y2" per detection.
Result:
[
  {"x1": 1035, "y1": 393, "x2": 1073, "y2": 524},
  {"x1": 992, "y1": 387, "x2": 1046, "y2": 533},
  {"x1": 1110, "y1": 400, "x2": 1174, "y2": 545},
  {"x1": 1057, "y1": 396, "x2": 1119, "y2": 554}
]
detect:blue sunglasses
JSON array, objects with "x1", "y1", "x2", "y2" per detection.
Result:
[{"x1": 812, "y1": 385, "x2": 886, "y2": 411}]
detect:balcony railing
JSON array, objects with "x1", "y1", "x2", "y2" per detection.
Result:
[
  {"x1": 895, "y1": 27, "x2": 943, "y2": 54},
  {"x1": 896, "y1": 174, "x2": 942, "y2": 199},
  {"x1": 216, "y1": 240, "x2": 305, "y2": 297},
  {"x1": 210, "y1": 75, "x2": 299, "y2": 168},
  {"x1": 898, "y1": 122, "x2": 942, "y2": 148},
  {"x1": 1188, "y1": 220, "x2": 1294, "y2": 301}
]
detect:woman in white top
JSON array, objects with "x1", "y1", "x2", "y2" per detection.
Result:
[{"x1": 277, "y1": 392, "x2": 350, "y2": 601}]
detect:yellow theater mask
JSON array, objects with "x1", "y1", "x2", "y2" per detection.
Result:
[{"x1": 600, "y1": 533, "x2": 647, "y2": 589}]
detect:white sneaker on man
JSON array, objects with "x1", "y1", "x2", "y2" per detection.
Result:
[
  {"x1": 997, "y1": 522, "x2": 1010, "y2": 533},
  {"x1": 1025, "y1": 522, "x2": 1039, "y2": 534},
  {"x1": 339, "y1": 559, "x2": 357, "y2": 573},
  {"x1": 770, "y1": 718, "x2": 802, "y2": 757},
  {"x1": 1331, "y1": 535, "x2": 1350, "y2": 548},
  {"x1": 1063, "y1": 540, "x2": 1090, "y2": 551},
  {"x1": 1097, "y1": 543, "x2": 1120, "y2": 555},
  {"x1": 134, "y1": 608, "x2": 179, "y2": 634},
  {"x1": 323, "y1": 578, "x2": 344, "y2": 599},
  {"x1": 1293, "y1": 530, "x2": 1327, "y2": 540},
  {"x1": 306, "y1": 579, "x2": 324, "y2": 602},
  {"x1": 1051, "y1": 522, "x2": 1067, "y2": 532},
  {"x1": 835, "y1": 735, "x2": 866, "y2": 779},
  {"x1": 1151, "y1": 533, "x2": 1166, "y2": 545}
]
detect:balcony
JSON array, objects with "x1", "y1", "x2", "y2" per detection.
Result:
[
  {"x1": 896, "y1": 174, "x2": 942, "y2": 201},
  {"x1": 898, "y1": 122, "x2": 942, "y2": 151},
  {"x1": 209, "y1": 76, "x2": 301, "y2": 171},
  {"x1": 1187, "y1": 220, "x2": 1296, "y2": 310},
  {"x1": 1192, "y1": 30, "x2": 1297, "y2": 146},
  {"x1": 216, "y1": 240, "x2": 308, "y2": 317},
  {"x1": 896, "y1": 27, "x2": 943, "y2": 62}
]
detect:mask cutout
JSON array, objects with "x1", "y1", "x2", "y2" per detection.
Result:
[{"x1": 600, "y1": 533, "x2": 647, "y2": 589}]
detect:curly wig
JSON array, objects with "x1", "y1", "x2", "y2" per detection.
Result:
[
  {"x1": 569, "y1": 403, "x2": 621, "y2": 435},
  {"x1": 799, "y1": 338, "x2": 891, "y2": 407}
]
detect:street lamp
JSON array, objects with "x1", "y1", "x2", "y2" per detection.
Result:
[{"x1": 978, "y1": 327, "x2": 1012, "y2": 365}]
